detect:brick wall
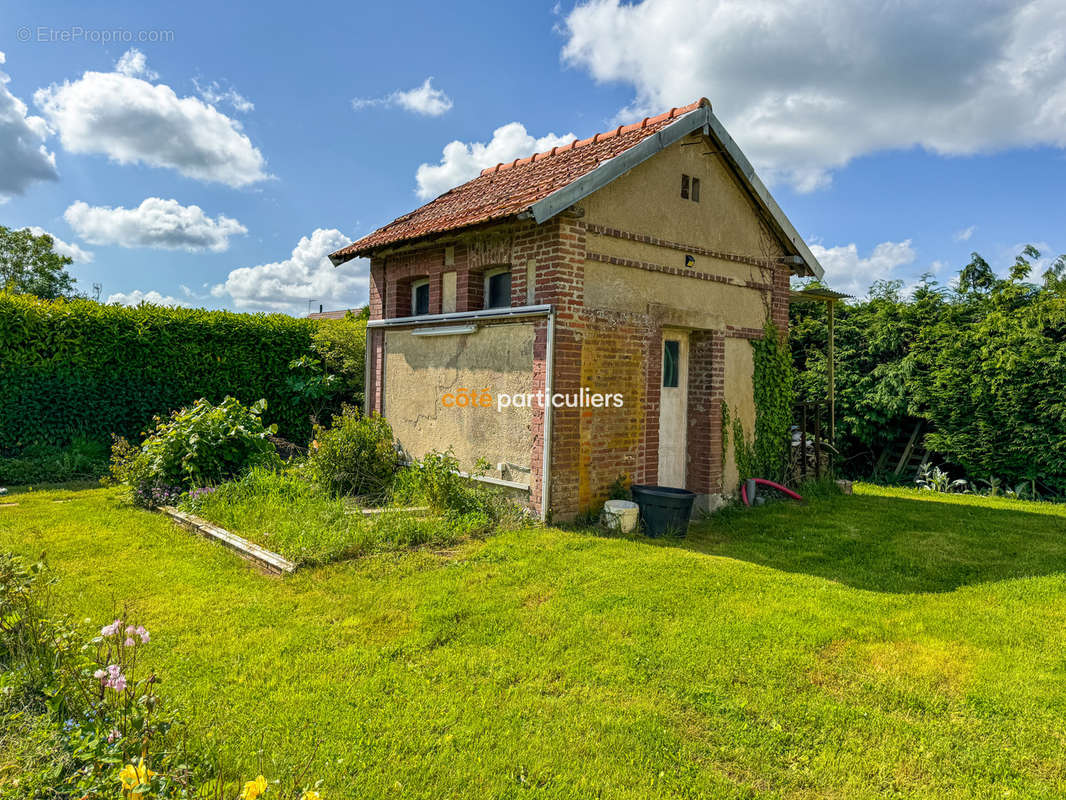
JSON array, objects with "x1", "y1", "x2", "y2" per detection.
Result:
[{"x1": 686, "y1": 331, "x2": 725, "y2": 495}]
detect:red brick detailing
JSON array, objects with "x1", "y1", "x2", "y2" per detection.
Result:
[
  {"x1": 586, "y1": 250, "x2": 772, "y2": 291},
  {"x1": 686, "y1": 331, "x2": 725, "y2": 495},
  {"x1": 770, "y1": 264, "x2": 790, "y2": 340},
  {"x1": 366, "y1": 327, "x2": 385, "y2": 415},
  {"x1": 585, "y1": 223, "x2": 783, "y2": 271},
  {"x1": 724, "y1": 325, "x2": 766, "y2": 340},
  {"x1": 640, "y1": 322, "x2": 662, "y2": 487},
  {"x1": 368, "y1": 259, "x2": 385, "y2": 320}
]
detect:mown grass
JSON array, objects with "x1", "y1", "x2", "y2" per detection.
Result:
[
  {"x1": 2, "y1": 483, "x2": 1066, "y2": 798},
  {"x1": 181, "y1": 467, "x2": 493, "y2": 565}
]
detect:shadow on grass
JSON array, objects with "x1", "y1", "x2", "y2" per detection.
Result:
[
  {"x1": 617, "y1": 491, "x2": 1066, "y2": 594},
  {"x1": 1, "y1": 480, "x2": 102, "y2": 497}
]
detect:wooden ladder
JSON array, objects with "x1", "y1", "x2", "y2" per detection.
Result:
[{"x1": 877, "y1": 419, "x2": 929, "y2": 480}]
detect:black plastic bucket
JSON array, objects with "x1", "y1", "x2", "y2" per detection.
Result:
[{"x1": 630, "y1": 485, "x2": 696, "y2": 537}]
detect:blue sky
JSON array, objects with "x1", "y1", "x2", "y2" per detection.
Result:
[{"x1": 2, "y1": 0, "x2": 1064, "y2": 312}]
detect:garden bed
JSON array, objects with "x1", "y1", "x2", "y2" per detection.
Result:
[
  {"x1": 160, "y1": 506, "x2": 297, "y2": 574},
  {"x1": 177, "y1": 467, "x2": 503, "y2": 567}
]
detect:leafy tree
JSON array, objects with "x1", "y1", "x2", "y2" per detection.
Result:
[
  {"x1": 791, "y1": 244, "x2": 1066, "y2": 491},
  {"x1": 0, "y1": 226, "x2": 77, "y2": 299},
  {"x1": 311, "y1": 306, "x2": 369, "y2": 408}
]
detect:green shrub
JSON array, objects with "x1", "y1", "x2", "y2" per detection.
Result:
[
  {"x1": 391, "y1": 450, "x2": 479, "y2": 512},
  {"x1": 0, "y1": 293, "x2": 326, "y2": 455},
  {"x1": 112, "y1": 396, "x2": 281, "y2": 507},
  {"x1": 312, "y1": 309, "x2": 369, "y2": 408},
  {"x1": 391, "y1": 450, "x2": 524, "y2": 528},
  {"x1": 307, "y1": 408, "x2": 397, "y2": 498},
  {"x1": 0, "y1": 435, "x2": 107, "y2": 485}
]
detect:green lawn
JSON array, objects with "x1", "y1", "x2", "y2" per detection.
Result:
[{"x1": 2, "y1": 483, "x2": 1066, "y2": 798}]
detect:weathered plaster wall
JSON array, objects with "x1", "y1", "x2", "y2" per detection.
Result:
[
  {"x1": 382, "y1": 322, "x2": 536, "y2": 483},
  {"x1": 722, "y1": 337, "x2": 756, "y2": 493},
  {"x1": 582, "y1": 136, "x2": 784, "y2": 260},
  {"x1": 582, "y1": 260, "x2": 766, "y2": 331}
]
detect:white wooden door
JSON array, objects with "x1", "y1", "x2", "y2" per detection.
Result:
[{"x1": 657, "y1": 331, "x2": 688, "y2": 487}]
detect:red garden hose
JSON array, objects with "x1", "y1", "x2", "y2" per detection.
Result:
[{"x1": 741, "y1": 478, "x2": 803, "y2": 506}]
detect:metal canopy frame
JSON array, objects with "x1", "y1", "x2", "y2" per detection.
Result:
[{"x1": 789, "y1": 287, "x2": 849, "y2": 439}]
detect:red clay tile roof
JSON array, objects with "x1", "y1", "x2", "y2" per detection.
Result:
[
  {"x1": 308, "y1": 308, "x2": 359, "y2": 320},
  {"x1": 330, "y1": 99, "x2": 709, "y2": 262}
]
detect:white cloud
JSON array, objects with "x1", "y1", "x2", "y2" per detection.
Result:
[
  {"x1": 194, "y1": 79, "x2": 254, "y2": 113},
  {"x1": 34, "y1": 51, "x2": 268, "y2": 187},
  {"x1": 0, "y1": 51, "x2": 58, "y2": 199},
  {"x1": 353, "y1": 77, "x2": 453, "y2": 116},
  {"x1": 25, "y1": 226, "x2": 93, "y2": 263},
  {"x1": 415, "y1": 122, "x2": 576, "y2": 199},
  {"x1": 561, "y1": 0, "x2": 1066, "y2": 192},
  {"x1": 64, "y1": 197, "x2": 246, "y2": 252},
  {"x1": 953, "y1": 225, "x2": 976, "y2": 242},
  {"x1": 809, "y1": 240, "x2": 917, "y2": 297},
  {"x1": 211, "y1": 228, "x2": 369, "y2": 314},
  {"x1": 114, "y1": 48, "x2": 158, "y2": 80},
  {"x1": 106, "y1": 289, "x2": 190, "y2": 307}
]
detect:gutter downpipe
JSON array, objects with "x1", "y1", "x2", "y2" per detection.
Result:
[
  {"x1": 540, "y1": 308, "x2": 555, "y2": 522},
  {"x1": 363, "y1": 326, "x2": 372, "y2": 414}
]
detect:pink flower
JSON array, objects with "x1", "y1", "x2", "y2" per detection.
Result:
[
  {"x1": 135, "y1": 625, "x2": 150, "y2": 643},
  {"x1": 102, "y1": 664, "x2": 127, "y2": 692},
  {"x1": 124, "y1": 637, "x2": 136, "y2": 647},
  {"x1": 107, "y1": 729, "x2": 122, "y2": 743},
  {"x1": 93, "y1": 668, "x2": 106, "y2": 682},
  {"x1": 101, "y1": 619, "x2": 122, "y2": 637}
]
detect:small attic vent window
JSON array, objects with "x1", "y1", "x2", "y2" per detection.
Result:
[{"x1": 681, "y1": 174, "x2": 700, "y2": 202}]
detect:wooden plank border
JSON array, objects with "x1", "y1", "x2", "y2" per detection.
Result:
[{"x1": 160, "y1": 507, "x2": 296, "y2": 575}]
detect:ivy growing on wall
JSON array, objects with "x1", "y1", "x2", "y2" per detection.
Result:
[{"x1": 723, "y1": 322, "x2": 795, "y2": 485}]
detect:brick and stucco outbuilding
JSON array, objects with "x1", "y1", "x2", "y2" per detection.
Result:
[{"x1": 328, "y1": 98, "x2": 823, "y2": 520}]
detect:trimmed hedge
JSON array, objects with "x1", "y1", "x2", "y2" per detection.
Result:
[{"x1": 0, "y1": 294, "x2": 320, "y2": 455}]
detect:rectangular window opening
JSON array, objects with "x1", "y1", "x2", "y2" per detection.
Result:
[
  {"x1": 680, "y1": 174, "x2": 690, "y2": 199},
  {"x1": 691, "y1": 177, "x2": 700, "y2": 202},
  {"x1": 663, "y1": 340, "x2": 680, "y2": 387},
  {"x1": 485, "y1": 269, "x2": 511, "y2": 309},
  {"x1": 412, "y1": 280, "x2": 430, "y2": 316}
]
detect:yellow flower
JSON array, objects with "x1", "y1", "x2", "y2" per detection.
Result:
[
  {"x1": 300, "y1": 792, "x2": 321, "y2": 800},
  {"x1": 242, "y1": 775, "x2": 269, "y2": 800},
  {"x1": 118, "y1": 759, "x2": 156, "y2": 799}
]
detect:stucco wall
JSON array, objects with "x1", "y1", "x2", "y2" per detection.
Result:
[
  {"x1": 722, "y1": 338, "x2": 756, "y2": 493},
  {"x1": 382, "y1": 322, "x2": 536, "y2": 484},
  {"x1": 583, "y1": 260, "x2": 767, "y2": 331},
  {"x1": 582, "y1": 136, "x2": 784, "y2": 259}
]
